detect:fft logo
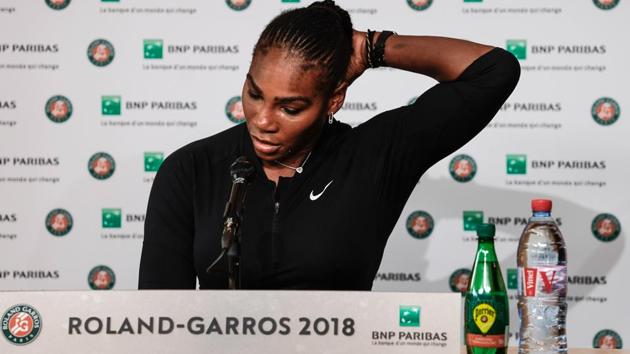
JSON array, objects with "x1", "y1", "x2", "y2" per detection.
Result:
[
  {"x1": 87, "y1": 39, "x2": 115, "y2": 67},
  {"x1": 507, "y1": 268, "x2": 518, "y2": 290},
  {"x1": 226, "y1": 0, "x2": 252, "y2": 11},
  {"x1": 449, "y1": 154, "x2": 477, "y2": 182},
  {"x1": 45, "y1": 95, "x2": 73, "y2": 123},
  {"x1": 506, "y1": 154, "x2": 527, "y2": 174},
  {"x1": 45, "y1": 208, "x2": 73, "y2": 237},
  {"x1": 593, "y1": 329, "x2": 623, "y2": 349},
  {"x1": 463, "y1": 210, "x2": 483, "y2": 231},
  {"x1": 45, "y1": 0, "x2": 71, "y2": 10},
  {"x1": 406, "y1": 210, "x2": 434, "y2": 239},
  {"x1": 225, "y1": 96, "x2": 245, "y2": 124},
  {"x1": 591, "y1": 97, "x2": 620, "y2": 126},
  {"x1": 593, "y1": 0, "x2": 620, "y2": 10},
  {"x1": 88, "y1": 265, "x2": 116, "y2": 290},
  {"x1": 591, "y1": 213, "x2": 621, "y2": 242},
  {"x1": 449, "y1": 268, "x2": 471, "y2": 294},
  {"x1": 506, "y1": 40, "x2": 527, "y2": 60},
  {"x1": 1, "y1": 304, "x2": 42, "y2": 345},
  {"x1": 88, "y1": 152, "x2": 116, "y2": 180},
  {"x1": 407, "y1": 0, "x2": 432, "y2": 11},
  {"x1": 399, "y1": 306, "x2": 420, "y2": 327},
  {"x1": 144, "y1": 39, "x2": 164, "y2": 59}
]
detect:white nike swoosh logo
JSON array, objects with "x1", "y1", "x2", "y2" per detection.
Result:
[{"x1": 310, "y1": 180, "x2": 333, "y2": 201}]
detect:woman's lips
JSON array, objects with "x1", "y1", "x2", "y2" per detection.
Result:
[{"x1": 252, "y1": 135, "x2": 281, "y2": 154}]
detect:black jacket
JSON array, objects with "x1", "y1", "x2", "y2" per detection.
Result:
[{"x1": 138, "y1": 48, "x2": 520, "y2": 290}]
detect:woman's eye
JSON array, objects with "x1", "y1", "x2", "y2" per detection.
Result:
[
  {"x1": 282, "y1": 107, "x2": 301, "y2": 116},
  {"x1": 247, "y1": 91, "x2": 261, "y2": 99}
]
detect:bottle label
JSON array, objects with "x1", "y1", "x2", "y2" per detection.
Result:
[
  {"x1": 465, "y1": 295, "x2": 508, "y2": 348},
  {"x1": 518, "y1": 266, "x2": 567, "y2": 297}
]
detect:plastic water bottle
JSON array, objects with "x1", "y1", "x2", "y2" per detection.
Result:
[{"x1": 517, "y1": 199, "x2": 567, "y2": 353}]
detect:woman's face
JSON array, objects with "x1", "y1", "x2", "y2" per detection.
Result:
[{"x1": 242, "y1": 47, "x2": 339, "y2": 162}]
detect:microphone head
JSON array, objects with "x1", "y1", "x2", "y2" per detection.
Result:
[{"x1": 230, "y1": 156, "x2": 255, "y2": 182}]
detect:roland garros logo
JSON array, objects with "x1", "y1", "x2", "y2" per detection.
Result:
[{"x1": 1, "y1": 304, "x2": 42, "y2": 345}]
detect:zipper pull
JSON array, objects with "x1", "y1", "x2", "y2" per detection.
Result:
[{"x1": 274, "y1": 202, "x2": 280, "y2": 215}]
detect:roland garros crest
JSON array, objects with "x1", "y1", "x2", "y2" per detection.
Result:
[
  {"x1": 88, "y1": 265, "x2": 116, "y2": 290},
  {"x1": 87, "y1": 39, "x2": 115, "y2": 67},
  {"x1": 45, "y1": 208, "x2": 73, "y2": 237},
  {"x1": 591, "y1": 213, "x2": 621, "y2": 242},
  {"x1": 225, "y1": 96, "x2": 245, "y2": 124},
  {"x1": 407, "y1": 0, "x2": 432, "y2": 11},
  {"x1": 88, "y1": 152, "x2": 116, "y2": 180},
  {"x1": 593, "y1": 329, "x2": 623, "y2": 349},
  {"x1": 226, "y1": 0, "x2": 252, "y2": 11},
  {"x1": 45, "y1": 95, "x2": 73, "y2": 123},
  {"x1": 593, "y1": 0, "x2": 620, "y2": 10},
  {"x1": 45, "y1": 0, "x2": 71, "y2": 10},
  {"x1": 591, "y1": 97, "x2": 620, "y2": 126},
  {"x1": 449, "y1": 154, "x2": 477, "y2": 182},
  {"x1": 1, "y1": 304, "x2": 42, "y2": 346},
  {"x1": 450, "y1": 268, "x2": 471, "y2": 294},
  {"x1": 406, "y1": 210, "x2": 434, "y2": 239}
]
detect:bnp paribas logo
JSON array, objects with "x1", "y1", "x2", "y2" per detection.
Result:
[
  {"x1": 226, "y1": 0, "x2": 252, "y2": 11},
  {"x1": 144, "y1": 39, "x2": 163, "y2": 59},
  {"x1": 399, "y1": 306, "x2": 420, "y2": 327},
  {"x1": 593, "y1": 329, "x2": 623, "y2": 349},
  {"x1": 507, "y1": 154, "x2": 527, "y2": 175},
  {"x1": 101, "y1": 95, "x2": 121, "y2": 116},
  {"x1": 507, "y1": 268, "x2": 518, "y2": 290},
  {"x1": 88, "y1": 265, "x2": 115, "y2": 290},
  {"x1": 1, "y1": 304, "x2": 42, "y2": 346},
  {"x1": 102, "y1": 208, "x2": 122, "y2": 228},
  {"x1": 463, "y1": 210, "x2": 483, "y2": 231},
  {"x1": 591, "y1": 97, "x2": 620, "y2": 126},
  {"x1": 46, "y1": 0, "x2": 71, "y2": 10},
  {"x1": 407, "y1": 0, "x2": 432, "y2": 11},
  {"x1": 449, "y1": 268, "x2": 471, "y2": 294},
  {"x1": 226, "y1": 96, "x2": 245, "y2": 124},
  {"x1": 45, "y1": 95, "x2": 73, "y2": 123},
  {"x1": 593, "y1": 0, "x2": 620, "y2": 10},
  {"x1": 45, "y1": 208, "x2": 73, "y2": 237},
  {"x1": 506, "y1": 39, "x2": 527, "y2": 60},
  {"x1": 449, "y1": 154, "x2": 477, "y2": 182},
  {"x1": 87, "y1": 39, "x2": 115, "y2": 67},
  {"x1": 88, "y1": 152, "x2": 116, "y2": 180},
  {"x1": 144, "y1": 152, "x2": 164, "y2": 172},
  {"x1": 406, "y1": 210, "x2": 434, "y2": 239},
  {"x1": 591, "y1": 213, "x2": 621, "y2": 242}
]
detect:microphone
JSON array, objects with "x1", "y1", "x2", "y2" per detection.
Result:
[{"x1": 221, "y1": 156, "x2": 255, "y2": 250}]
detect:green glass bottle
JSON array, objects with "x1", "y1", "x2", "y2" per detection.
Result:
[{"x1": 464, "y1": 223, "x2": 509, "y2": 354}]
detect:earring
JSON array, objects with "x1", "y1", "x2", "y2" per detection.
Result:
[{"x1": 328, "y1": 112, "x2": 334, "y2": 125}]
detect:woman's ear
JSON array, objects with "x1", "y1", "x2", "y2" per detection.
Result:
[{"x1": 328, "y1": 85, "x2": 347, "y2": 115}]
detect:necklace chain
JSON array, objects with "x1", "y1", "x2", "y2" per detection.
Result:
[{"x1": 274, "y1": 151, "x2": 312, "y2": 174}]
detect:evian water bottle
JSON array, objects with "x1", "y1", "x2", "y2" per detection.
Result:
[{"x1": 517, "y1": 199, "x2": 567, "y2": 353}]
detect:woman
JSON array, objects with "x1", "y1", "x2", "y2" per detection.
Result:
[{"x1": 139, "y1": 0, "x2": 520, "y2": 290}]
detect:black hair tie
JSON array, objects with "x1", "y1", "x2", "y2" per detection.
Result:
[{"x1": 370, "y1": 30, "x2": 396, "y2": 68}]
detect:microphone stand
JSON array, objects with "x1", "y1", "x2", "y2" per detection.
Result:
[{"x1": 206, "y1": 157, "x2": 254, "y2": 290}]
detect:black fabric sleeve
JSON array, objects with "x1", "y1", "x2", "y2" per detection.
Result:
[
  {"x1": 354, "y1": 47, "x2": 520, "y2": 220},
  {"x1": 138, "y1": 149, "x2": 197, "y2": 289}
]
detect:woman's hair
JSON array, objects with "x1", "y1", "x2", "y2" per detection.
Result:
[{"x1": 253, "y1": 0, "x2": 353, "y2": 95}]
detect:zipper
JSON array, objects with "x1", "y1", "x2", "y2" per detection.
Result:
[{"x1": 271, "y1": 201, "x2": 280, "y2": 264}]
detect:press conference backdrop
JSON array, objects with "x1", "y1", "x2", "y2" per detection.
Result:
[{"x1": 0, "y1": 0, "x2": 626, "y2": 349}]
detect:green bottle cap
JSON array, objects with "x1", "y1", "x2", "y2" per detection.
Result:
[{"x1": 476, "y1": 223, "x2": 496, "y2": 239}]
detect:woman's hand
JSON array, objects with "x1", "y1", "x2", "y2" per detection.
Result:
[{"x1": 339, "y1": 30, "x2": 368, "y2": 90}]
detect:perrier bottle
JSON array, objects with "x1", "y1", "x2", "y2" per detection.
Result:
[{"x1": 465, "y1": 223, "x2": 509, "y2": 354}]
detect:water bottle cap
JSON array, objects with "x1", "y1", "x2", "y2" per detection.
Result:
[
  {"x1": 476, "y1": 223, "x2": 496, "y2": 239},
  {"x1": 531, "y1": 199, "x2": 552, "y2": 212}
]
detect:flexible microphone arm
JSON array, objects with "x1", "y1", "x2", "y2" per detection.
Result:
[{"x1": 206, "y1": 156, "x2": 255, "y2": 289}]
